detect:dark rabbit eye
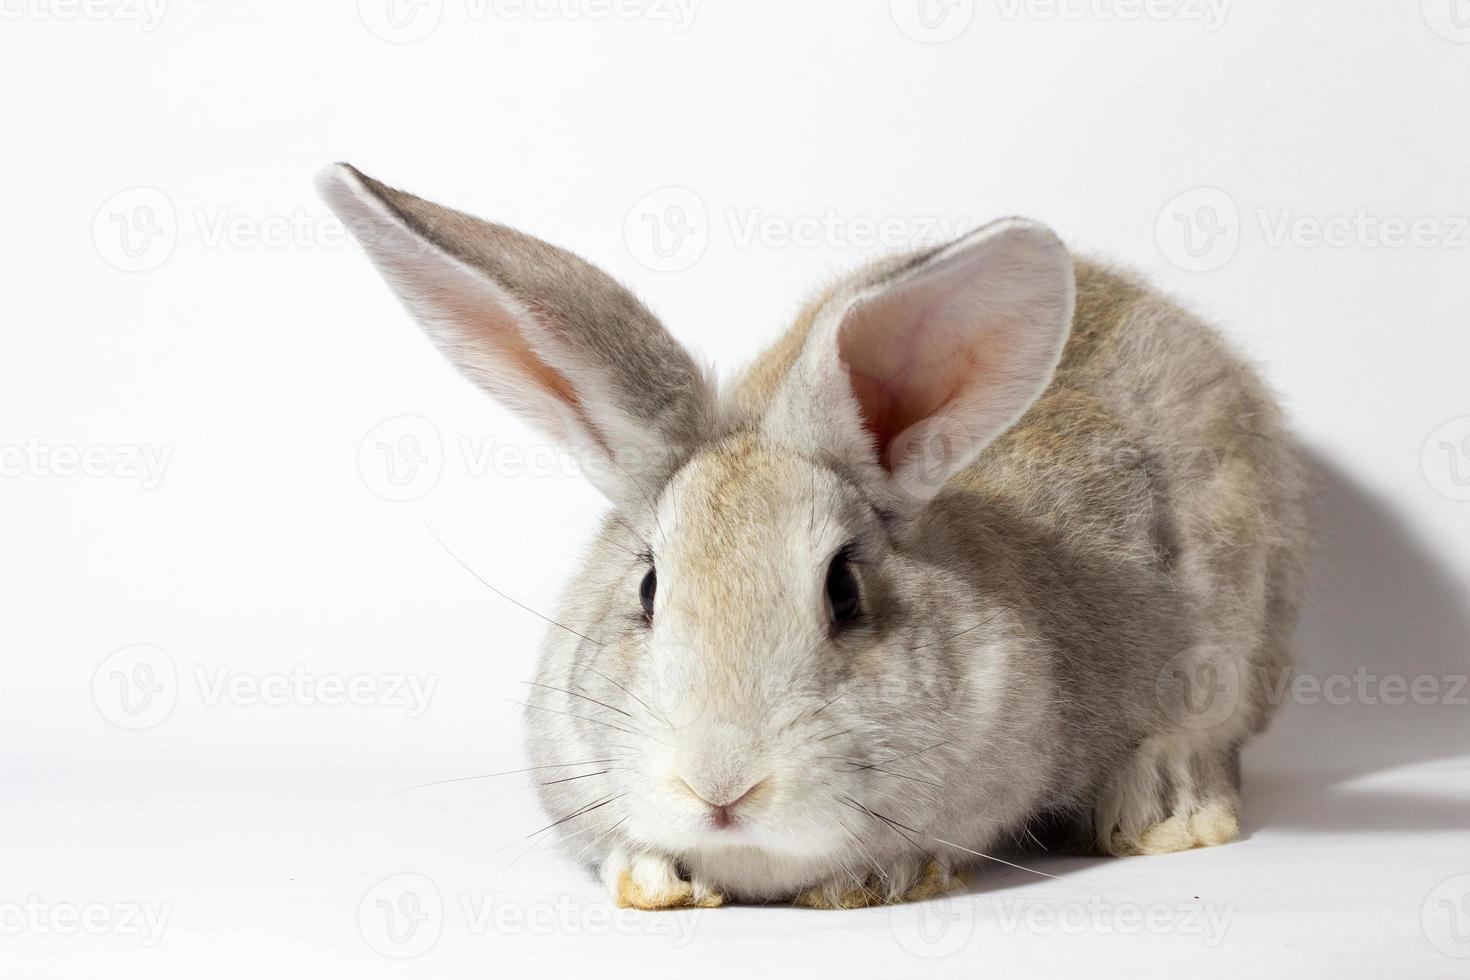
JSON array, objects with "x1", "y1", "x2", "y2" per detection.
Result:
[
  {"x1": 639, "y1": 566, "x2": 657, "y2": 621},
  {"x1": 825, "y1": 550, "x2": 861, "y2": 625}
]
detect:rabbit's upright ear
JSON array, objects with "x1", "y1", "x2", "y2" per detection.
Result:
[
  {"x1": 767, "y1": 219, "x2": 1075, "y2": 511},
  {"x1": 317, "y1": 164, "x2": 714, "y2": 509}
]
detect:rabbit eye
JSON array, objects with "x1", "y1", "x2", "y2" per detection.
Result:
[
  {"x1": 825, "y1": 550, "x2": 861, "y2": 626},
  {"x1": 639, "y1": 566, "x2": 657, "y2": 621}
]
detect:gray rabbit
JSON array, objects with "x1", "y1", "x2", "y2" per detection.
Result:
[{"x1": 320, "y1": 164, "x2": 1309, "y2": 909}]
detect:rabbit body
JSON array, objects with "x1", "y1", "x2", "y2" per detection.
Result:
[
  {"x1": 319, "y1": 164, "x2": 1309, "y2": 910},
  {"x1": 529, "y1": 259, "x2": 1308, "y2": 909}
]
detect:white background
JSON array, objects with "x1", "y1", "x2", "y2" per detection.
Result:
[{"x1": 3, "y1": 1, "x2": 1469, "y2": 976}]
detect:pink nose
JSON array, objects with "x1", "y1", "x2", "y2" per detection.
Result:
[{"x1": 676, "y1": 778, "x2": 766, "y2": 829}]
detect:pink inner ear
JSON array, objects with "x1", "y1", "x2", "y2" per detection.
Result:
[
  {"x1": 416, "y1": 274, "x2": 600, "y2": 446},
  {"x1": 836, "y1": 289, "x2": 981, "y2": 467}
]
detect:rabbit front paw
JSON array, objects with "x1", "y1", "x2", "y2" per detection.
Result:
[
  {"x1": 1095, "y1": 736, "x2": 1243, "y2": 856},
  {"x1": 602, "y1": 848, "x2": 726, "y2": 910},
  {"x1": 793, "y1": 860, "x2": 962, "y2": 909},
  {"x1": 1108, "y1": 801, "x2": 1240, "y2": 856}
]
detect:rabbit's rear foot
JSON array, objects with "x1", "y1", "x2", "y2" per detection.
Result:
[
  {"x1": 1094, "y1": 734, "x2": 1242, "y2": 856},
  {"x1": 793, "y1": 860, "x2": 962, "y2": 909},
  {"x1": 604, "y1": 849, "x2": 726, "y2": 910}
]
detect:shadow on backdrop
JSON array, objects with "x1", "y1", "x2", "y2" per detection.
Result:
[{"x1": 1247, "y1": 448, "x2": 1470, "y2": 834}]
